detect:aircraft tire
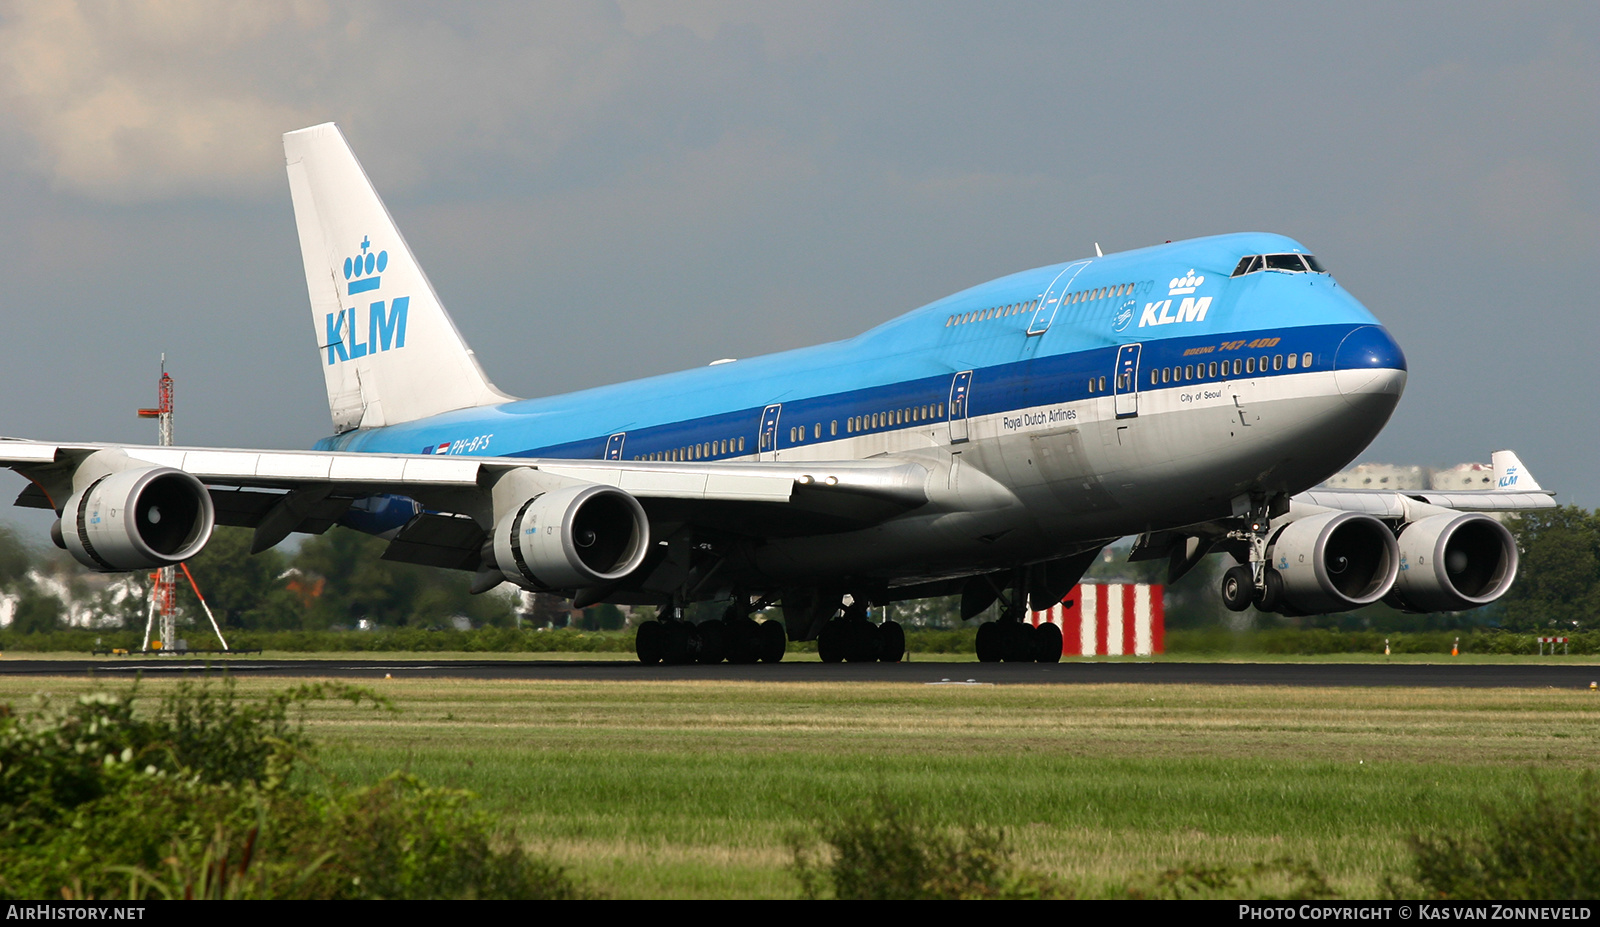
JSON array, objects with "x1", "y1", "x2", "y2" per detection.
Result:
[
  {"x1": 695, "y1": 619, "x2": 729, "y2": 665},
  {"x1": 844, "y1": 620, "x2": 879, "y2": 662},
  {"x1": 757, "y1": 620, "x2": 787, "y2": 663},
  {"x1": 999, "y1": 621, "x2": 1034, "y2": 662},
  {"x1": 879, "y1": 621, "x2": 906, "y2": 663},
  {"x1": 975, "y1": 621, "x2": 1002, "y2": 662},
  {"x1": 660, "y1": 621, "x2": 693, "y2": 665},
  {"x1": 817, "y1": 619, "x2": 846, "y2": 663},
  {"x1": 1256, "y1": 569, "x2": 1285, "y2": 614},
  {"x1": 635, "y1": 620, "x2": 664, "y2": 665},
  {"x1": 725, "y1": 617, "x2": 760, "y2": 664},
  {"x1": 1221, "y1": 566, "x2": 1255, "y2": 613},
  {"x1": 1036, "y1": 622, "x2": 1063, "y2": 663}
]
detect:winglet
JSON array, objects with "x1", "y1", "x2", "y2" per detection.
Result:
[{"x1": 1491, "y1": 450, "x2": 1543, "y2": 492}]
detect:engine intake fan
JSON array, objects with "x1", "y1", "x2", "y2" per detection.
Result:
[
  {"x1": 59, "y1": 467, "x2": 215, "y2": 571},
  {"x1": 492, "y1": 483, "x2": 650, "y2": 591},
  {"x1": 1386, "y1": 512, "x2": 1518, "y2": 612},
  {"x1": 1265, "y1": 511, "x2": 1399, "y2": 614}
]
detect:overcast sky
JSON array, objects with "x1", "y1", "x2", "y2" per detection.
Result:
[{"x1": 0, "y1": 1, "x2": 1595, "y2": 537}]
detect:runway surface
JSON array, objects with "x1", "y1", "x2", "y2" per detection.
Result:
[{"x1": 1, "y1": 658, "x2": 1596, "y2": 688}]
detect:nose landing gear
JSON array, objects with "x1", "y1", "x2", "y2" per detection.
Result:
[{"x1": 1220, "y1": 492, "x2": 1288, "y2": 613}]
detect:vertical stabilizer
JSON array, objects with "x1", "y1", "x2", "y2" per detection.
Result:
[
  {"x1": 283, "y1": 123, "x2": 512, "y2": 433},
  {"x1": 1491, "y1": 450, "x2": 1542, "y2": 492}
]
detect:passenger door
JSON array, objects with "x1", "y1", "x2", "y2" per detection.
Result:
[
  {"x1": 1113, "y1": 344, "x2": 1141, "y2": 419},
  {"x1": 603, "y1": 432, "x2": 626, "y2": 460},
  {"x1": 948, "y1": 371, "x2": 974, "y2": 443},
  {"x1": 758, "y1": 404, "x2": 782, "y2": 461}
]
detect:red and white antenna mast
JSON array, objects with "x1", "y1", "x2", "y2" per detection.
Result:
[{"x1": 135, "y1": 357, "x2": 228, "y2": 653}]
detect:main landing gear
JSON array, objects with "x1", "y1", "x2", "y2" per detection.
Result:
[
  {"x1": 816, "y1": 599, "x2": 906, "y2": 663},
  {"x1": 974, "y1": 585, "x2": 1063, "y2": 663},
  {"x1": 635, "y1": 601, "x2": 787, "y2": 665}
]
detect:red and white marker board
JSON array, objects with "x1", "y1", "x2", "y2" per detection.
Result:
[{"x1": 1027, "y1": 584, "x2": 1164, "y2": 656}]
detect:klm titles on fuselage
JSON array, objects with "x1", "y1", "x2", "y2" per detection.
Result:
[
  {"x1": 325, "y1": 236, "x2": 409, "y2": 365},
  {"x1": 1137, "y1": 269, "x2": 1212, "y2": 329}
]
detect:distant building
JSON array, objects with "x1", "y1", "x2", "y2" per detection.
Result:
[{"x1": 1320, "y1": 461, "x2": 1494, "y2": 492}]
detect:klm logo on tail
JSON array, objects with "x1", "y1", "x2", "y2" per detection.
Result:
[{"x1": 325, "y1": 236, "x2": 409, "y2": 365}]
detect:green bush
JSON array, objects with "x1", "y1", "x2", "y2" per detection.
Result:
[
  {"x1": 1128, "y1": 858, "x2": 1336, "y2": 900},
  {"x1": 0, "y1": 680, "x2": 586, "y2": 900},
  {"x1": 1398, "y1": 776, "x2": 1600, "y2": 900},
  {"x1": 790, "y1": 797, "x2": 1069, "y2": 900}
]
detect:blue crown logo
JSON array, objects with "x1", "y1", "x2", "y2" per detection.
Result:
[{"x1": 343, "y1": 236, "x2": 389, "y2": 296}]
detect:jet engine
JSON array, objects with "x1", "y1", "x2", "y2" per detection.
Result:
[
  {"x1": 1265, "y1": 511, "x2": 1399, "y2": 614},
  {"x1": 1385, "y1": 512, "x2": 1518, "y2": 612},
  {"x1": 492, "y1": 483, "x2": 650, "y2": 591},
  {"x1": 57, "y1": 467, "x2": 215, "y2": 572}
]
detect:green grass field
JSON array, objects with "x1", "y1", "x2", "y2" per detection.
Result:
[{"x1": 2, "y1": 675, "x2": 1596, "y2": 898}]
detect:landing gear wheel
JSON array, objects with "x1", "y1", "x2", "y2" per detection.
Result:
[
  {"x1": 694, "y1": 619, "x2": 728, "y2": 664},
  {"x1": 817, "y1": 619, "x2": 846, "y2": 663},
  {"x1": 757, "y1": 620, "x2": 787, "y2": 663},
  {"x1": 660, "y1": 621, "x2": 693, "y2": 664},
  {"x1": 844, "y1": 620, "x2": 879, "y2": 662},
  {"x1": 879, "y1": 621, "x2": 906, "y2": 663},
  {"x1": 1036, "y1": 622, "x2": 1063, "y2": 663},
  {"x1": 635, "y1": 620, "x2": 664, "y2": 665},
  {"x1": 999, "y1": 621, "x2": 1034, "y2": 662},
  {"x1": 975, "y1": 621, "x2": 1002, "y2": 663},
  {"x1": 1221, "y1": 565, "x2": 1255, "y2": 613},
  {"x1": 1255, "y1": 568, "x2": 1285, "y2": 614},
  {"x1": 724, "y1": 616, "x2": 760, "y2": 664}
]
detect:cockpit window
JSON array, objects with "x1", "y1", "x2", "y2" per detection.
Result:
[{"x1": 1231, "y1": 253, "x2": 1327, "y2": 276}]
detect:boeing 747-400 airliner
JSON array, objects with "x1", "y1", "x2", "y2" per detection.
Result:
[{"x1": 0, "y1": 123, "x2": 1555, "y2": 664}]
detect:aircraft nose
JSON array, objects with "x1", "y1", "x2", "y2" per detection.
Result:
[{"x1": 1334, "y1": 325, "x2": 1407, "y2": 402}]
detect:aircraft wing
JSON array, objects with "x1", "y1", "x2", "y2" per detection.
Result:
[
  {"x1": 0, "y1": 438, "x2": 931, "y2": 562},
  {"x1": 1292, "y1": 450, "x2": 1555, "y2": 516}
]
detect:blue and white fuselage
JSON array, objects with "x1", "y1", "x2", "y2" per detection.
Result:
[{"x1": 317, "y1": 231, "x2": 1406, "y2": 588}]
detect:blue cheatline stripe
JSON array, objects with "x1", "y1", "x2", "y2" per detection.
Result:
[{"x1": 321, "y1": 321, "x2": 1390, "y2": 462}]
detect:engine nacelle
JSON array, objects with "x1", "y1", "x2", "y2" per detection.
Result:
[
  {"x1": 492, "y1": 484, "x2": 650, "y2": 591},
  {"x1": 1266, "y1": 511, "x2": 1399, "y2": 613},
  {"x1": 1386, "y1": 513, "x2": 1518, "y2": 612},
  {"x1": 59, "y1": 467, "x2": 215, "y2": 572}
]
